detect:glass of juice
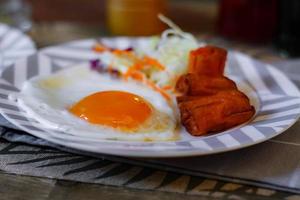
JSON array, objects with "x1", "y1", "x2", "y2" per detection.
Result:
[{"x1": 107, "y1": 0, "x2": 167, "y2": 36}]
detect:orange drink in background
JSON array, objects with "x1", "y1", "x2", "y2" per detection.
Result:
[{"x1": 107, "y1": 0, "x2": 167, "y2": 36}]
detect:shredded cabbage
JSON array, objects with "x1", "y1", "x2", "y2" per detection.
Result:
[
  {"x1": 146, "y1": 14, "x2": 203, "y2": 87},
  {"x1": 150, "y1": 32, "x2": 199, "y2": 86},
  {"x1": 96, "y1": 15, "x2": 204, "y2": 88}
]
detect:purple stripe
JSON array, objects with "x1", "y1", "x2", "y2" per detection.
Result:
[
  {"x1": 253, "y1": 126, "x2": 277, "y2": 137},
  {"x1": 230, "y1": 129, "x2": 255, "y2": 143},
  {"x1": 203, "y1": 137, "x2": 227, "y2": 149},
  {"x1": 0, "y1": 102, "x2": 19, "y2": 111},
  {"x1": 1, "y1": 64, "x2": 15, "y2": 85},
  {"x1": 252, "y1": 59, "x2": 286, "y2": 95},
  {"x1": 0, "y1": 83, "x2": 19, "y2": 92},
  {"x1": 259, "y1": 104, "x2": 300, "y2": 116}
]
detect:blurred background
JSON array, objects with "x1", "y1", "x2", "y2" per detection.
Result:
[{"x1": 0, "y1": 0, "x2": 299, "y2": 57}]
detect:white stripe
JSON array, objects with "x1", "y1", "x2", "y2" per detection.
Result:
[
  {"x1": 65, "y1": 39, "x2": 96, "y2": 48},
  {"x1": 13, "y1": 58, "x2": 27, "y2": 89},
  {"x1": 9, "y1": 37, "x2": 34, "y2": 50},
  {"x1": 272, "y1": 127, "x2": 284, "y2": 132},
  {"x1": 136, "y1": 38, "x2": 155, "y2": 51},
  {"x1": 254, "y1": 109, "x2": 300, "y2": 122},
  {"x1": 114, "y1": 38, "x2": 131, "y2": 49},
  {"x1": 190, "y1": 140, "x2": 213, "y2": 151},
  {"x1": 256, "y1": 119, "x2": 295, "y2": 127},
  {"x1": 101, "y1": 38, "x2": 118, "y2": 47},
  {"x1": 0, "y1": 24, "x2": 8, "y2": 36},
  {"x1": 217, "y1": 135, "x2": 240, "y2": 148},
  {"x1": 262, "y1": 99, "x2": 300, "y2": 111},
  {"x1": 53, "y1": 58, "x2": 77, "y2": 68},
  {"x1": 38, "y1": 54, "x2": 52, "y2": 75},
  {"x1": 42, "y1": 47, "x2": 99, "y2": 60},
  {"x1": 235, "y1": 53, "x2": 272, "y2": 94},
  {"x1": 3, "y1": 49, "x2": 36, "y2": 58},
  {"x1": 0, "y1": 30, "x2": 21, "y2": 49},
  {"x1": 260, "y1": 94, "x2": 285, "y2": 101},
  {"x1": 0, "y1": 87, "x2": 18, "y2": 95},
  {"x1": 267, "y1": 64, "x2": 300, "y2": 96},
  {"x1": 240, "y1": 126, "x2": 266, "y2": 141}
]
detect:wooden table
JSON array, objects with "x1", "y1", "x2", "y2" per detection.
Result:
[{"x1": 2, "y1": 170, "x2": 297, "y2": 200}]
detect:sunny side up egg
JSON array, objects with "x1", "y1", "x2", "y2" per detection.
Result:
[{"x1": 14, "y1": 65, "x2": 178, "y2": 141}]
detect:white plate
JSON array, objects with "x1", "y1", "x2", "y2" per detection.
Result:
[{"x1": 0, "y1": 38, "x2": 299, "y2": 158}]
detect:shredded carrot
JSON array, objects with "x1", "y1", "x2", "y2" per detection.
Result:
[
  {"x1": 112, "y1": 50, "x2": 140, "y2": 64},
  {"x1": 123, "y1": 56, "x2": 166, "y2": 76},
  {"x1": 108, "y1": 47, "x2": 172, "y2": 102},
  {"x1": 93, "y1": 43, "x2": 109, "y2": 53},
  {"x1": 124, "y1": 69, "x2": 146, "y2": 82},
  {"x1": 122, "y1": 66, "x2": 171, "y2": 101},
  {"x1": 112, "y1": 49, "x2": 127, "y2": 55},
  {"x1": 131, "y1": 63, "x2": 144, "y2": 71},
  {"x1": 146, "y1": 80, "x2": 171, "y2": 101},
  {"x1": 162, "y1": 85, "x2": 173, "y2": 90},
  {"x1": 112, "y1": 49, "x2": 134, "y2": 57},
  {"x1": 142, "y1": 56, "x2": 165, "y2": 70},
  {"x1": 107, "y1": 64, "x2": 114, "y2": 72}
]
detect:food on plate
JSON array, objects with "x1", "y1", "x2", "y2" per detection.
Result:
[
  {"x1": 94, "y1": 15, "x2": 200, "y2": 90},
  {"x1": 69, "y1": 91, "x2": 153, "y2": 130},
  {"x1": 176, "y1": 74, "x2": 237, "y2": 96},
  {"x1": 14, "y1": 16, "x2": 255, "y2": 141},
  {"x1": 177, "y1": 90, "x2": 255, "y2": 135},
  {"x1": 15, "y1": 65, "x2": 177, "y2": 141},
  {"x1": 176, "y1": 46, "x2": 255, "y2": 136},
  {"x1": 188, "y1": 45, "x2": 227, "y2": 76}
]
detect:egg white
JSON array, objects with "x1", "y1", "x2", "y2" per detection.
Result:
[{"x1": 14, "y1": 64, "x2": 178, "y2": 141}]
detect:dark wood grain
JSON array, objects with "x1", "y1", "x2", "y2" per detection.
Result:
[
  {"x1": 0, "y1": 172, "x2": 217, "y2": 200},
  {"x1": 1, "y1": 170, "x2": 297, "y2": 200}
]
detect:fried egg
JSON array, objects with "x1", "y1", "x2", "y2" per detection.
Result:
[{"x1": 14, "y1": 65, "x2": 178, "y2": 141}]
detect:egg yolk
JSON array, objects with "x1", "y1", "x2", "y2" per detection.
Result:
[{"x1": 69, "y1": 91, "x2": 153, "y2": 130}]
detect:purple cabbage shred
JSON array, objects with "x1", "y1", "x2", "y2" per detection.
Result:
[
  {"x1": 110, "y1": 69, "x2": 121, "y2": 78},
  {"x1": 90, "y1": 59, "x2": 105, "y2": 72},
  {"x1": 124, "y1": 47, "x2": 133, "y2": 51}
]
